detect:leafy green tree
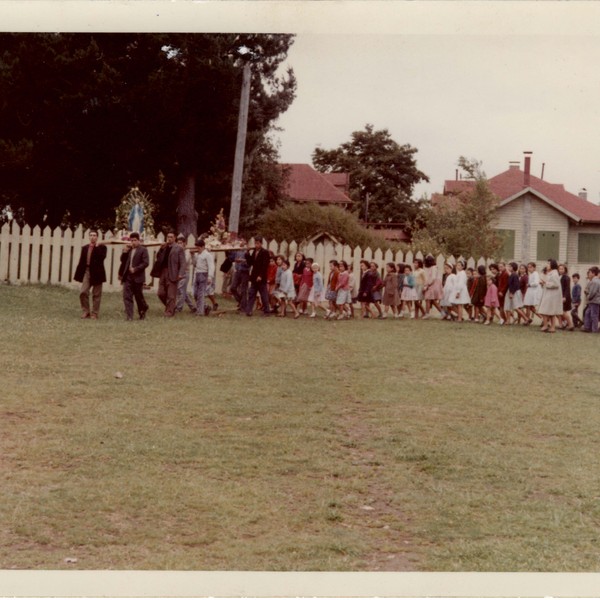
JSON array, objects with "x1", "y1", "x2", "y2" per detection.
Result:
[
  {"x1": 312, "y1": 124, "x2": 429, "y2": 224},
  {"x1": 257, "y1": 202, "x2": 395, "y2": 250},
  {"x1": 238, "y1": 136, "x2": 288, "y2": 236},
  {"x1": 0, "y1": 33, "x2": 296, "y2": 235},
  {"x1": 411, "y1": 157, "x2": 502, "y2": 258}
]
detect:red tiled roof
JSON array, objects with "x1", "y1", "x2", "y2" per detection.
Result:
[
  {"x1": 489, "y1": 167, "x2": 600, "y2": 223},
  {"x1": 322, "y1": 172, "x2": 350, "y2": 192},
  {"x1": 443, "y1": 180, "x2": 476, "y2": 195},
  {"x1": 438, "y1": 167, "x2": 600, "y2": 223},
  {"x1": 280, "y1": 164, "x2": 351, "y2": 206}
]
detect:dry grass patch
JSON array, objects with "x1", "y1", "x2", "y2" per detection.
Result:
[{"x1": 2, "y1": 285, "x2": 600, "y2": 570}]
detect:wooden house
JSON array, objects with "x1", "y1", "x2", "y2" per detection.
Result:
[{"x1": 433, "y1": 153, "x2": 600, "y2": 272}]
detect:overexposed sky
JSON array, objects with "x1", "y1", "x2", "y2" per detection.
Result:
[
  {"x1": 4, "y1": 1, "x2": 600, "y2": 204},
  {"x1": 275, "y1": 33, "x2": 600, "y2": 202}
]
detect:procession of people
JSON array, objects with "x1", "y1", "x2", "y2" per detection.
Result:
[{"x1": 74, "y1": 229, "x2": 600, "y2": 334}]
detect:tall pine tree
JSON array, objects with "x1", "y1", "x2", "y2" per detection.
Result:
[{"x1": 0, "y1": 33, "x2": 296, "y2": 235}]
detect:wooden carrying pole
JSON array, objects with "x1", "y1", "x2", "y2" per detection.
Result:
[{"x1": 228, "y1": 63, "x2": 252, "y2": 240}]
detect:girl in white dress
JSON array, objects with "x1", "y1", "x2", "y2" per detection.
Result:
[
  {"x1": 523, "y1": 261, "x2": 542, "y2": 323},
  {"x1": 452, "y1": 260, "x2": 471, "y2": 322},
  {"x1": 412, "y1": 259, "x2": 426, "y2": 319},
  {"x1": 538, "y1": 259, "x2": 563, "y2": 333},
  {"x1": 400, "y1": 264, "x2": 418, "y2": 317},
  {"x1": 441, "y1": 263, "x2": 457, "y2": 320}
]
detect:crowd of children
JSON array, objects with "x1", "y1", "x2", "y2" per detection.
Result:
[{"x1": 239, "y1": 252, "x2": 600, "y2": 333}]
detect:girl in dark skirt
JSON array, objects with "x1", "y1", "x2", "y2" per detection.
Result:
[
  {"x1": 470, "y1": 264, "x2": 488, "y2": 323},
  {"x1": 558, "y1": 263, "x2": 574, "y2": 331},
  {"x1": 358, "y1": 259, "x2": 375, "y2": 318}
]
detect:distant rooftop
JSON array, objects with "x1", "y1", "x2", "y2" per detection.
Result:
[{"x1": 280, "y1": 164, "x2": 351, "y2": 206}]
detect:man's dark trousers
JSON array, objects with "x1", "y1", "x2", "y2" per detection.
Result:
[{"x1": 123, "y1": 278, "x2": 148, "y2": 320}]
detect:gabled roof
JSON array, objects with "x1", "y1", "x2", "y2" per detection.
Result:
[
  {"x1": 322, "y1": 172, "x2": 350, "y2": 193},
  {"x1": 437, "y1": 166, "x2": 600, "y2": 224},
  {"x1": 280, "y1": 164, "x2": 351, "y2": 206}
]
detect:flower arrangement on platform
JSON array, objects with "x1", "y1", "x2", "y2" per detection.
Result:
[
  {"x1": 114, "y1": 187, "x2": 156, "y2": 240},
  {"x1": 202, "y1": 209, "x2": 246, "y2": 249}
]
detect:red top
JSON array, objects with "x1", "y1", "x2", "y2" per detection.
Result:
[
  {"x1": 497, "y1": 270, "x2": 509, "y2": 297},
  {"x1": 300, "y1": 266, "x2": 314, "y2": 287}
]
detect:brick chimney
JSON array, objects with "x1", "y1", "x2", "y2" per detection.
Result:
[
  {"x1": 579, "y1": 188, "x2": 588, "y2": 201},
  {"x1": 523, "y1": 151, "x2": 532, "y2": 187},
  {"x1": 509, "y1": 161, "x2": 520, "y2": 170}
]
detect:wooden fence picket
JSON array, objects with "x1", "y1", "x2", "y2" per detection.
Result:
[
  {"x1": 40, "y1": 226, "x2": 52, "y2": 284},
  {"x1": 49, "y1": 226, "x2": 62, "y2": 284},
  {"x1": 351, "y1": 246, "x2": 362, "y2": 280},
  {"x1": 59, "y1": 226, "x2": 72, "y2": 285},
  {"x1": 29, "y1": 226, "x2": 41, "y2": 284},
  {"x1": 304, "y1": 241, "x2": 317, "y2": 261},
  {"x1": 8, "y1": 222, "x2": 20, "y2": 283},
  {"x1": 0, "y1": 222, "x2": 10, "y2": 282},
  {"x1": 313, "y1": 242, "x2": 325, "y2": 272},
  {"x1": 20, "y1": 224, "x2": 32, "y2": 282}
]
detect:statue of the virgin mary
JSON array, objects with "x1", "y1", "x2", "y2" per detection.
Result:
[{"x1": 128, "y1": 201, "x2": 144, "y2": 234}]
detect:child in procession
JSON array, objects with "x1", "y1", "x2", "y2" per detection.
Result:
[
  {"x1": 307, "y1": 262, "x2": 326, "y2": 318},
  {"x1": 412, "y1": 258, "x2": 426, "y2": 319},
  {"x1": 369, "y1": 262, "x2": 384, "y2": 319},
  {"x1": 324, "y1": 260, "x2": 339, "y2": 319},
  {"x1": 484, "y1": 274, "x2": 500, "y2": 325},
  {"x1": 452, "y1": 260, "x2": 471, "y2": 322},
  {"x1": 470, "y1": 264, "x2": 488, "y2": 323},
  {"x1": 334, "y1": 260, "x2": 352, "y2": 320},
  {"x1": 503, "y1": 261, "x2": 528, "y2": 325},
  {"x1": 382, "y1": 262, "x2": 400, "y2": 318},
  {"x1": 441, "y1": 262, "x2": 457, "y2": 320},
  {"x1": 571, "y1": 272, "x2": 583, "y2": 328},
  {"x1": 274, "y1": 259, "x2": 299, "y2": 318},
  {"x1": 400, "y1": 264, "x2": 417, "y2": 318}
]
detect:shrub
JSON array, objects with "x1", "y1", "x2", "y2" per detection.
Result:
[{"x1": 256, "y1": 203, "x2": 397, "y2": 250}]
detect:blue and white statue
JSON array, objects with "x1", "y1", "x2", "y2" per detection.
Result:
[{"x1": 128, "y1": 202, "x2": 144, "y2": 235}]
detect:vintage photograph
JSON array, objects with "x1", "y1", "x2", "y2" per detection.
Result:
[{"x1": 2, "y1": 1, "x2": 600, "y2": 597}]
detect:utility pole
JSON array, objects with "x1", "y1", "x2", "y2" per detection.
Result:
[{"x1": 228, "y1": 62, "x2": 251, "y2": 240}]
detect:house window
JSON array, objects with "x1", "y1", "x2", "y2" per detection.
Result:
[
  {"x1": 536, "y1": 231, "x2": 560, "y2": 261},
  {"x1": 495, "y1": 229, "x2": 515, "y2": 260},
  {"x1": 578, "y1": 233, "x2": 600, "y2": 263}
]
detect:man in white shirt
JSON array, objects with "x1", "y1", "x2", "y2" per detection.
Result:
[{"x1": 193, "y1": 238, "x2": 215, "y2": 317}]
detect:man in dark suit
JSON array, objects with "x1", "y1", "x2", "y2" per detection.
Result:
[
  {"x1": 73, "y1": 229, "x2": 107, "y2": 319},
  {"x1": 245, "y1": 236, "x2": 272, "y2": 317},
  {"x1": 118, "y1": 232, "x2": 150, "y2": 321},
  {"x1": 150, "y1": 230, "x2": 186, "y2": 317}
]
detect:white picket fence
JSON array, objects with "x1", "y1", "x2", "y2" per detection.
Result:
[{"x1": 0, "y1": 222, "x2": 493, "y2": 293}]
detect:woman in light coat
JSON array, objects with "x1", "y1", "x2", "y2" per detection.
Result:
[{"x1": 538, "y1": 259, "x2": 563, "y2": 333}]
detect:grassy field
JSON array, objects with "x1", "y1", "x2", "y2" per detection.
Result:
[{"x1": 2, "y1": 284, "x2": 600, "y2": 571}]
